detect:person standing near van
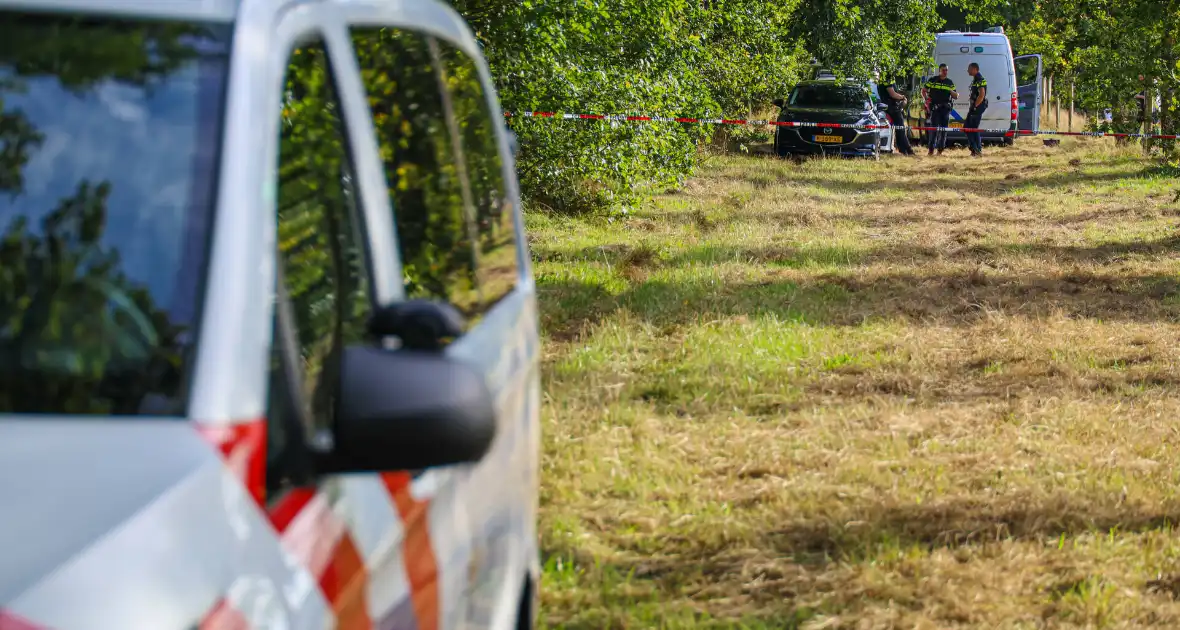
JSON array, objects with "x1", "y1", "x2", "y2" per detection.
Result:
[
  {"x1": 922, "y1": 63, "x2": 958, "y2": 156},
  {"x1": 878, "y1": 77, "x2": 915, "y2": 155},
  {"x1": 965, "y1": 62, "x2": 988, "y2": 157}
]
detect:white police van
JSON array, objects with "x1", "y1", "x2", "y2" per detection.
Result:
[
  {"x1": 908, "y1": 27, "x2": 1043, "y2": 146},
  {"x1": 0, "y1": 0, "x2": 541, "y2": 628}
]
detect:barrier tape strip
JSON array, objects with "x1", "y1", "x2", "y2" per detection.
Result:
[{"x1": 504, "y1": 111, "x2": 1179, "y2": 140}]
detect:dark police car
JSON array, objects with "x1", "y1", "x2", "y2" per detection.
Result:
[{"x1": 772, "y1": 77, "x2": 892, "y2": 158}]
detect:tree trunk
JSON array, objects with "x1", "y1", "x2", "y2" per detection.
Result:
[
  {"x1": 1053, "y1": 74, "x2": 1060, "y2": 130},
  {"x1": 1143, "y1": 76, "x2": 1153, "y2": 153},
  {"x1": 1161, "y1": 8, "x2": 1178, "y2": 158},
  {"x1": 1069, "y1": 81, "x2": 1074, "y2": 132}
]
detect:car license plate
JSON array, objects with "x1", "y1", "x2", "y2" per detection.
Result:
[
  {"x1": 814, "y1": 134, "x2": 842, "y2": 143},
  {"x1": 950, "y1": 122, "x2": 964, "y2": 128}
]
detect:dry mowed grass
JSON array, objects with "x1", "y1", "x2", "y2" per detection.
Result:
[{"x1": 530, "y1": 139, "x2": 1180, "y2": 629}]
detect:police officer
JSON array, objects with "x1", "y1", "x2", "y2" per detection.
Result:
[
  {"x1": 878, "y1": 76, "x2": 915, "y2": 155},
  {"x1": 965, "y1": 62, "x2": 988, "y2": 157},
  {"x1": 922, "y1": 63, "x2": 958, "y2": 156}
]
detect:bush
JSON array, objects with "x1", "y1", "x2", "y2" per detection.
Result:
[{"x1": 504, "y1": 61, "x2": 717, "y2": 215}]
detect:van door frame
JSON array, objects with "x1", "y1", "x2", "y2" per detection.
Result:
[
  {"x1": 324, "y1": 2, "x2": 539, "y2": 629},
  {"x1": 1014, "y1": 53, "x2": 1043, "y2": 133}
]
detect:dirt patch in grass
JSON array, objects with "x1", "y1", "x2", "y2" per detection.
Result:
[{"x1": 533, "y1": 141, "x2": 1180, "y2": 628}]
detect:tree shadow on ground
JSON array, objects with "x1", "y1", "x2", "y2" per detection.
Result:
[
  {"x1": 777, "y1": 167, "x2": 1165, "y2": 197},
  {"x1": 600, "y1": 496, "x2": 1180, "y2": 575},
  {"x1": 643, "y1": 204, "x2": 1180, "y2": 230},
  {"x1": 542, "y1": 495, "x2": 1180, "y2": 625},
  {"x1": 538, "y1": 260, "x2": 1180, "y2": 341},
  {"x1": 535, "y1": 234, "x2": 1179, "y2": 278},
  {"x1": 653, "y1": 207, "x2": 1044, "y2": 227},
  {"x1": 696, "y1": 157, "x2": 1172, "y2": 198}
]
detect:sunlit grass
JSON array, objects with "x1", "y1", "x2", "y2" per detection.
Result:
[{"x1": 534, "y1": 139, "x2": 1180, "y2": 628}]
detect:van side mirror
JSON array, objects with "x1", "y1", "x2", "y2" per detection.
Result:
[
  {"x1": 316, "y1": 300, "x2": 496, "y2": 474},
  {"x1": 772, "y1": 98, "x2": 785, "y2": 108},
  {"x1": 320, "y1": 345, "x2": 497, "y2": 474}
]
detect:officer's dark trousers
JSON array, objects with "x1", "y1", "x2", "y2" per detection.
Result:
[
  {"x1": 928, "y1": 105, "x2": 951, "y2": 151},
  {"x1": 965, "y1": 105, "x2": 987, "y2": 154},
  {"x1": 887, "y1": 106, "x2": 914, "y2": 154}
]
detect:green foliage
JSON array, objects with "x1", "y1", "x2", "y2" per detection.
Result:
[
  {"x1": 447, "y1": 0, "x2": 1009, "y2": 214},
  {"x1": 691, "y1": 0, "x2": 812, "y2": 113},
  {"x1": 448, "y1": 0, "x2": 1179, "y2": 208},
  {"x1": 787, "y1": 0, "x2": 944, "y2": 79},
  {"x1": 1001, "y1": 0, "x2": 1180, "y2": 158},
  {"x1": 452, "y1": 0, "x2": 718, "y2": 214}
]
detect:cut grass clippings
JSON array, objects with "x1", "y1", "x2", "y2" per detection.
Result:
[{"x1": 533, "y1": 139, "x2": 1180, "y2": 629}]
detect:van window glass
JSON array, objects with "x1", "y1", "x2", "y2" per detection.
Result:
[
  {"x1": 1015, "y1": 57, "x2": 1039, "y2": 88},
  {"x1": 275, "y1": 41, "x2": 372, "y2": 436},
  {"x1": 349, "y1": 27, "x2": 480, "y2": 322},
  {"x1": 0, "y1": 13, "x2": 230, "y2": 415},
  {"x1": 436, "y1": 41, "x2": 518, "y2": 310}
]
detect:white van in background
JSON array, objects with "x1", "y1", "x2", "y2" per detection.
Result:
[{"x1": 907, "y1": 27, "x2": 1043, "y2": 147}]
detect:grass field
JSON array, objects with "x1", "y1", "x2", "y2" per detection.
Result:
[{"x1": 530, "y1": 139, "x2": 1180, "y2": 628}]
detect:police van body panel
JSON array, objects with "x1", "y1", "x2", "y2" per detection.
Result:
[
  {"x1": 0, "y1": 0, "x2": 542, "y2": 628},
  {"x1": 907, "y1": 28, "x2": 1043, "y2": 146}
]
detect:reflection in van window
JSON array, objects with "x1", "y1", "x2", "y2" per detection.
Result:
[
  {"x1": 1016, "y1": 58, "x2": 1039, "y2": 88},
  {"x1": 0, "y1": 14, "x2": 230, "y2": 415},
  {"x1": 350, "y1": 27, "x2": 481, "y2": 320},
  {"x1": 436, "y1": 42, "x2": 518, "y2": 311}
]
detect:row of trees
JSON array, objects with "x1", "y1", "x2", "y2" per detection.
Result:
[
  {"x1": 446, "y1": 0, "x2": 1178, "y2": 214},
  {"x1": 447, "y1": 0, "x2": 992, "y2": 214},
  {"x1": 958, "y1": 0, "x2": 1179, "y2": 148}
]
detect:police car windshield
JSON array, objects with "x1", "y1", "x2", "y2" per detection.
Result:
[
  {"x1": 790, "y1": 84, "x2": 870, "y2": 109},
  {"x1": 0, "y1": 13, "x2": 230, "y2": 416}
]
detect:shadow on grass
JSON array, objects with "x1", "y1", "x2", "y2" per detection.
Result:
[
  {"x1": 542, "y1": 496, "x2": 1180, "y2": 626},
  {"x1": 585, "y1": 497, "x2": 1180, "y2": 577},
  {"x1": 663, "y1": 235, "x2": 1180, "y2": 268},
  {"x1": 644, "y1": 204, "x2": 1180, "y2": 230},
  {"x1": 538, "y1": 233, "x2": 1180, "y2": 287},
  {"x1": 651, "y1": 207, "x2": 1045, "y2": 228},
  {"x1": 699, "y1": 159, "x2": 1171, "y2": 198},
  {"x1": 539, "y1": 261, "x2": 1180, "y2": 341},
  {"x1": 764, "y1": 498, "x2": 1180, "y2": 563},
  {"x1": 534, "y1": 235, "x2": 1180, "y2": 272}
]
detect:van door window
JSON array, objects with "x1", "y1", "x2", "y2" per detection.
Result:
[
  {"x1": 271, "y1": 39, "x2": 372, "y2": 478},
  {"x1": 349, "y1": 28, "x2": 517, "y2": 324},
  {"x1": 349, "y1": 27, "x2": 479, "y2": 322},
  {"x1": 436, "y1": 42, "x2": 519, "y2": 309}
]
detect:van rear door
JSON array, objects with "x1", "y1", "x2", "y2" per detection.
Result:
[{"x1": 1015, "y1": 54, "x2": 1043, "y2": 132}]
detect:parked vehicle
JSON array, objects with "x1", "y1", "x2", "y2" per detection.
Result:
[
  {"x1": 905, "y1": 27, "x2": 1043, "y2": 146},
  {"x1": 0, "y1": 0, "x2": 541, "y2": 628},
  {"x1": 773, "y1": 76, "x2": 892, "y2": 158}
]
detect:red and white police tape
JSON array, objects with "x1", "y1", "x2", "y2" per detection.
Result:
[{"x1": 503, "y1": 110, "x2": 1179, "y2": 140}]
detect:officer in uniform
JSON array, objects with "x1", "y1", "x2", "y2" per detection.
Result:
[
  {"x1": 965, "y1": 62, "x2": 988, "y2": 157},
  {"x1": 877, "y1": 76, "x2": 915, "y2": 155},
  {"x1": 922, "y1": 63, "x2": 958, "y2": 156}
]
